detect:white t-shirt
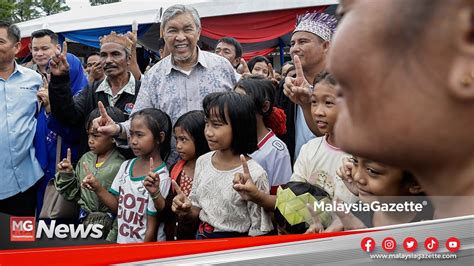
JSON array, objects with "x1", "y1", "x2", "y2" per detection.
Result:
[
  {"x1": 251, "y1": 130, "x2": 292, "y2": 190},
  {"x1": 109, "y1": 158, "x2": 171, "y2": 243},
  {"x1": 189, "y1": 151, "x2": 273, "y2": 236},
  {"x1": 290, "y1": 136, "x2": 358, "y2": 203}
]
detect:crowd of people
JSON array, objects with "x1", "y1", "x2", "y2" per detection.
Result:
[{"x1": 0, "y1": 0, "x2": 472, "y2": 244}]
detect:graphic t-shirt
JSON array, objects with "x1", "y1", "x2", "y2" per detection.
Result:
[{"x1": 109, "y1": 158, "x2": 170, "y2": 243}]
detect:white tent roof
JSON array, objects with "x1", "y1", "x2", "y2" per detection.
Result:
[{"x1": 17, "y1": 0, "x2": 338, "y2": 38}]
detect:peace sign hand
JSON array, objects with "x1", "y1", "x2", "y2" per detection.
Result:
[
  {"x1": 171, "y1": 180, "x2": 192, "y2": 216},
  {"x1": 144, "y1": 157, "x2": 161, "y2": 195},
  {"x1": 92, "y1": 101, "x2": 120, "y2": 137},
  {"x1": 49, "y1": 41, "x2": 70, "y2": 76},
  {"x1": 232, "y1": 155, "x2": 258, "y2": 201},
  {"x1": 283, "y1": 55, "x2": 312, "y2": 106},
  {"x1": 57, "y1": 148, "x2": 73, "y2": 174},
  {"x1": 81, "y1": 162, "x2": 101, "y2": 191}
]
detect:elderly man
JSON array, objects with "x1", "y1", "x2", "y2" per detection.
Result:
[
  {"x1": 277, "y1": 12, "x2": 338, "y2": 162},
  {"x1": 95, "y1": 4, "x2": 237, "y2": 163},
  {"x1": 0, "y1": 22, "x2": 44, "y2": 216},
  {"x1": 48, "y1": 32, "x2": 141, "y2": 157}
]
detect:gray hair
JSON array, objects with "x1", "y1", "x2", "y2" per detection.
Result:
[
  {"x1": 0, "y1": 21, "x2": 21, "y2": 43},
  {"x1": 160, "y1": 4, "x2": 201, "y2": 33}
]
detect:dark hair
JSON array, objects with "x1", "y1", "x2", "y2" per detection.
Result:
[
  {"x1": 203, "y1": 92, "x2": 258, "y2": 155},
  {"x1": 313, "y1": 70, "x2": 337, "y2": 86},
  {"x1": 0, "y1": 21, "x2": 20, "y2": 43},
  {"x1": 130, "y1": 108, "x2": 172, "y2": 161},
  {"x1": 174, "y1": 110, "x2": 210, "y2": 158},
  {"x1": 216, "y1": 37, "x2": 243, "y2": 58},
  {"x1": 86, "y1": 106, "x2": 126, "y2": 132},
  {"x1": 274, "y1": 182, "x2": 331, "y2": 234},
  {"x1": 31, "y1": 29, "x2": 59, "y2": 44},
  {"x1": 85, "y1": 51, "x2": 100, "y2": 62},
  {"x1": 157, "y1": 38, "x2": 166, "y2": 50},
  {"x1": 235, "y1": 75, "x2": 275, "y2": 118},
  {"x1": 247, "y1": 56, "x2": 270, "y2": 73}
]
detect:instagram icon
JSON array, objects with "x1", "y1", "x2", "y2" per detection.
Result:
[{"x1": 382, "y1": 237, "x2": 397, "y2": 252}]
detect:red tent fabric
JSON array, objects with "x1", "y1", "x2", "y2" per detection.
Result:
[
  {"x1": 17, "y1": 37, "x2": 31, "y2": 58},
  {"x1": 201, "y1": 6, "x2": 327, "y2": 43}
]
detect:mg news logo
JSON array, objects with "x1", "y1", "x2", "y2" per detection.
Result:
[{"x1": 10, "y1": 217, "x2": 103, "y2": 242}]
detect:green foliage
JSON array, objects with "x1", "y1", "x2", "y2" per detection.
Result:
[
  {"x1": 90, "y1": 0, "x2": 120, "y2": 6},
  {"x1": 0, "y1": 0, "x2": 70, "y2": 23}
]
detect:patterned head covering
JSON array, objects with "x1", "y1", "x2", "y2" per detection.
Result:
[
  {"x1": 100, "y1": 31, "x2": 133, "y2": 50},
  {"x1": 294, "y1": 12, "x2": 338, "y2": 42}
]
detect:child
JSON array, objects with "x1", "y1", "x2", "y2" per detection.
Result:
[
  {"x1": 55, "y1": 106, "x2": 126, "y2": 240},
  {"x1": 234, "y1": 76, "x2": 292, "y2": 195},
  {"x1": 172, "y1": 92, "x2": 273, "y2": 238},
  {"x1": 289, "y1": 71, "x2": 356, "y2": 203},
  {"x1": 247, "y1": 56, "x2": 271, "y2": 78},
  {"x1": 233, "y1": 71, "x2": 357, "y2": 211},
  {"x1": 163, "y1": 110, "x2": 209, "y2": 240},
  {"x1": 333, "y1": 156, "x2": 433, "y2": 229},
  {"x1": 274, "y1": 182, "x2": 332, "y2": 235},
  {"x1": 82, "y1": 107, "x2": 172, "y2": 243}
]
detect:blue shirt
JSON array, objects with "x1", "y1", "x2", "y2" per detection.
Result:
[
  {"x1": 0, "y1": 63, "x2": 44, "y2": 200},
  {"x1": 294, "y1": 105, "x2": 315, "y2": 162}
]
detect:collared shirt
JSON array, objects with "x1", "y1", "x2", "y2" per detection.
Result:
[
  {"x1": 0, "y1": 63, "x2": 44, "y2": 200},
  {"x1": 96, "y1": 74, "x2": 136, "y2": 107},
  {"x1": 130, "y1": 48, "x2": 238, "y2": 124}
]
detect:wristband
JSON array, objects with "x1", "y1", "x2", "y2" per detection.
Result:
[
  {"x1": 114, "y1": 123, "x2": 123, "y2": 137},
  {"x1": 151, "y1": 190, "x2": 161, "y2": 200}
]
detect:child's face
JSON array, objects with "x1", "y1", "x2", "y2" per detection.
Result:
[
  {"x1": 350, "y1": 156, "x2": 410, "y2": 203},
  {"x1": 129, "y1": 116, "x2": 158, "y2": 157},
  {"x1": 88, "y1": 127, "x2": 114, "y2": 156},
  {"x1": 174, "y1": 126, "x2": 196, "y2": 161},
  {"x1": 252, "y1": 61, "x2": 269, "y2": 77},
  {"x1": 310, "y1": 82, "x2": 339, "y2": 136},
  {"x1": 204, "y1": 108, "x2": 233, "y2": 152}
]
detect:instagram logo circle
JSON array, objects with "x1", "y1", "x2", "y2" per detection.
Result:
[
  {"x1": 360, "y1": 237, "x2": 376, "y2": 253},
  {"x1": 382, "y1": 237, "x2": 397, "y2": 252},
  {"x1": 424, "y1": 237, "x2": 439, "y2": 252}
]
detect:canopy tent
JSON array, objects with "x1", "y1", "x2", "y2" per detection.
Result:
[{"x1": 16, "y1": 0, "x2": 338, "y2": 60}]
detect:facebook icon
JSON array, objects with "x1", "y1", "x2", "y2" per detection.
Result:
[{"x1": 361, "y1": 237, "x2": 376, "y2": 252}]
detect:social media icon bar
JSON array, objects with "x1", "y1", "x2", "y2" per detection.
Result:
[
  {"x1": 382, "y1": 237, "x2": 397, "y2": 252},
  {"x1": 424, "y1": 237, "x2": 439, "y2": 252},
  {"x1": 403, "y1": 237, "x2": 418, "y2": 252},
  {"x1": 361, "y1": 237, "x2": 376, "y2": 253},
  {"x1": 446, "y1": 237, "x2": 460, "y2": 253}
]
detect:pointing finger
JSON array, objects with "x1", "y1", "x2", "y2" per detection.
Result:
[
  {"x1": 83, "y1": 162, "x2": 91, "y2": 175},
  {"x1": 240, "y1": 154, "x2": 250, "y2": 176},
  {"x1": 293, "y1": 55, "x2": 304, "y2": 80},
  {"x1": 97, "y1": 101, "x2": 109, "y2": 120},
  {"x1": 149, "y1": 157, "x2": 154, "y2": 173},
  {"x1": 66, "y1": 148, "x2": 71, "y2": 162},
  {"x1": 62, "y1": 41, "x2": 68, "y2": 56},
  {"x1": 171, "y1": 180, "x2": 184, "y2": 196}
]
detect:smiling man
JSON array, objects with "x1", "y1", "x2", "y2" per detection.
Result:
[
  {"x1": 48, "y1": 31, "x2": 140, "y2": 157},
  {"x1": 94, "y1": 4, "x2": 238, "y2": 164}
]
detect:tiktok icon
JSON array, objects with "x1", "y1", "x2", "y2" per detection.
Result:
[
  {"x1": 424, "y1": 237, "x2": 439, "y2": 252},
  {"x1": 361, "y1": 237, "x2": 376, "y2": 252}
]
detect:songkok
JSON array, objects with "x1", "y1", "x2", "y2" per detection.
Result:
[
  {"x1": 100, "y1": 31, "x2": 133, "y2": 50},
  {"x1": 294, "y1": 12, "x2": 338, "y2": 42}
]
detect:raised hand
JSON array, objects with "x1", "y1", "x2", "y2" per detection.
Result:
[
  {"x1": 305, "y1": 203, "x2": 325, "y2": 234},
  {"x1": 337, "y1": 158, "x2": 359, "y2": 196},
  {"x1": 283, "y1": 55, "x2": 312, "y2": 106},
  {"x1": 171, "y1": 180, "x2": 192, "y2": 216},
  {"x1": 57, "y1": 148, "x2": 73, "y2": 174},
  {"x1": 81, "y1": 162, "x2": 100, "y2": 191},
  {"x1": 240, "y1": 58, "x2": 251, "y2": 77},
  {"x1": 144, "y1": 157, "x2": 161, "y2": 195},
  {"x1": 232, "y1": 155, "x2": 259, "y2": 201},
  {"x1": 89, "y1": 61, "x2": 104, "y2": 82},
  {"x1": 92, "y1": 101, "x2": 120, "y2": 137},
  {"x1": 334, "y1": 198, "x2": 366, "y2": 230},
  {"x1": 49, "y1": 41, "x2": 70, "y2": 76}
]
